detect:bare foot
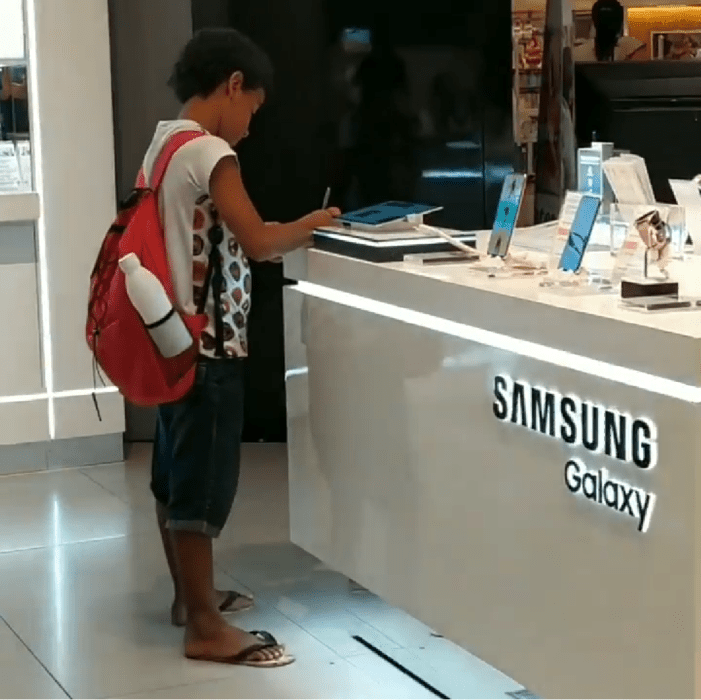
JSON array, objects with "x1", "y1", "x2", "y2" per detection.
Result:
[
  {"x1": 172, "y1": 589, "x2": 253, "y2": 627},
  {"x1": 184, "y1": 613, "x2": 286, "y2": 665}
]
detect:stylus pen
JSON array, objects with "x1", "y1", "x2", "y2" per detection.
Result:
[{"x1": 322, "y1": 187, "x2": 331, "y2": 209}]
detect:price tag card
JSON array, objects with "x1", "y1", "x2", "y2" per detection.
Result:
[
  {"x1": 548, "y1": 191, "x2": 583, "y2": 271},
  {"x1": 0, "y1": 142, "x2": 20, "y2": 192},
  {"x1": 610, "y1": 223, "x2": 644, "y2": 288},
  {"x1": 16, "y1": 140, "x2": 31, "y2": 191}
]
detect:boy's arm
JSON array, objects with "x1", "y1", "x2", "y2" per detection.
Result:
[
  {"x1": 264, "y1": 223, "x2": 283, "y2": 263},
  {"x1": 210, "y1": 156, "x2": 339, "y2": 262}
]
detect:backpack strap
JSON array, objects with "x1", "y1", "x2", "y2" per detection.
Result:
[
  {"x1": 139, "y1": 128, "x2": 227, "y2": 357},
  {"x1": 136, "y1": 129, "x2": 206, "y2": 191},
  {"x1": 199, "y1": 221, "x2": 226, "y2": 358}
]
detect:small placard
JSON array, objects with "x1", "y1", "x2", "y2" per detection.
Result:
[
  {"x1": 15, "y1": 140, "x2": 31, "y2": 191},
  {"x1": 670, "y1": 178, "x2": 701, "y2": 255},
  {"x1": 578, "y1": 149, "x2": 603, "y2": 197},
  {"x1": 0, "y1": 142, "x2": 20, "y2": 192},
  {"x1": 548, "y1": 190, "x2": 583, "y2": 271}
]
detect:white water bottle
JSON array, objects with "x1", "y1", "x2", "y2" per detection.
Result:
[{"x1": 119, "y1": 253, "x2": 192, "y2": 358}]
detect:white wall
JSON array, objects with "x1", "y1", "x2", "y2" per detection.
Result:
[
  {"x1": 28, "y1": 0, "x2": 124, "y2": 440},
  {"x1": 0, "y1": 0, "x2": 25, "y2": 59}
]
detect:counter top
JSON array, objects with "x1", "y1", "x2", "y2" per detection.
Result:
[
  {"x1": 285, "y1": 241, "x2": 701, "y2": 394},
  {"x1": 0, "y1": 192, "x2": 40, "y2": 223}
]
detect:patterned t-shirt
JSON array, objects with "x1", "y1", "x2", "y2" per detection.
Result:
[{"x1": 142, "y1": 120, "x2": 252, "y2": 358}]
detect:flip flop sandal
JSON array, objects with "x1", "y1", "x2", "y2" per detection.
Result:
[
  {"x1": 171, "y1": 590, "x2": 254, "y2": 627},
  {"x1": 219, "y1": 590, "x2": 255, "y2": 615},
  {"x1": 187, "y1": 630, "x2": 295, "y2": 668}
]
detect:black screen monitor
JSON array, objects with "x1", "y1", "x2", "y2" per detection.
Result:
[{"x1": 575, "y1": 61, "x2": 701, "y2": 203}]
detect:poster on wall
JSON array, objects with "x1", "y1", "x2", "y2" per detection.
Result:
[
  {"x1": 651, "y1": 31, "x2": 701, "y2": 59},
  {"x1": 534, "y1": 0, "x2": 576, "y2": 223}
]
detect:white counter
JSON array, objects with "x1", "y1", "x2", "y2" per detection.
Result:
[{"x1": 283, "y1": 244, "x2": 701, "y2": 698}]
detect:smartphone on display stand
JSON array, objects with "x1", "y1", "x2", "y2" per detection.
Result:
[
  {"x1": 487, "y1": 173, "x2": 527, "y2": 258},
  {"x1": 558, "y1": 195, "x2": 602, "y2": 273}
]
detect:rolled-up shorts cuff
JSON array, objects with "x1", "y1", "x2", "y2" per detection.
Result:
[{"x1": 166, "y1": 517, "x2": 222, "y2": 539}]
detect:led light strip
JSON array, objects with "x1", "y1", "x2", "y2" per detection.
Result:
[
  {"x1": 294, "y1": 281, "x2": 701, "y2": 404},
  {"x1": 284, "y1": 367, "x2": 309, "y2": 380},
  {"x1": 16, "y1": 0, "x2": 121, "y2": 433},
  {"x1": 23, "y1": 0, "x2": 56, "y2": 436},
  {"x1": 0, "y1": 387, "x2": 118, "y2": 406}
]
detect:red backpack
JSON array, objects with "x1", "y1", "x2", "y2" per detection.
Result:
[{"x1": 86, "y1": 130, "x2": 220, "y2": 408}]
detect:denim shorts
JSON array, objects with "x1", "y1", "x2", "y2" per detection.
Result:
[{"x1": 150, "y1": 357, "x2": 245, "y2": 538}]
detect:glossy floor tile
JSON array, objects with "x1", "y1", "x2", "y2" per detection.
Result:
[
  {"x1": 0, "y1": 444, "x2": 523, "y2": 699},
  {"x1": 0, "y1": 619, "x2": 67, "y2": 699},
  {"x1": 0, "y1": 468, "x2": 151, "y2": 554}
]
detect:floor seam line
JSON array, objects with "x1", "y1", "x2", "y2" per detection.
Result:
[
  {"x1": 0, "y1": 462, "x2": 123, "y2": 480},
  {"x1": 0, "y1": 615, "x2": 73, "y2": 699},
  {"x1": 79, "y1": 468, "x2": 127, "y2": 502},
  {"x1": 267, "y1": 602, "x2": 352, "y2": 661},
  {"x1": 0, "y1": 534, "x2": 128, "y2": 558}
]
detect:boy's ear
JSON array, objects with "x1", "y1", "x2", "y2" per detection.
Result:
[{"x1": 227, "y1": 71, "x2": 245, "y2": 95}]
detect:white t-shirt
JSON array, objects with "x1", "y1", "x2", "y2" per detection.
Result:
[{"x1": 142, "y1": 120, "x2": 252, "y2": 358}]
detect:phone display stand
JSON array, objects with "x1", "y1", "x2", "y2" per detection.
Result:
[
  {"x1": 462, "y1": 172, "x2": 547, "y2": 278},
  {"x1": 465, "y1": 251, "x2": 547, "y2": 279},
  {"x1": 612, "y1": 217, "x2": 688, "y2": 312},
  {"x1": 608, "y1": 221, "x2": 646, "y2": 290},
  {"x1": 539, "y1": 192, "x2": 609, "y2": 293},
  {"x1": 610, "y1": 203, "x2": 686, "y2": 260},
  {"x1": 541, "y1": 266, "x2": 613, "y2": 294},
  {"x1": 606, "y1": 215, "x2": 701, "y2": 312}
]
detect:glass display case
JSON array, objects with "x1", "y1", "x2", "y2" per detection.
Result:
[{"x1": 0, "y1": 0, "x2": 32, "y2": 193}]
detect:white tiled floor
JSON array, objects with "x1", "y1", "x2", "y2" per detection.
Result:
[{"x1": 0, "y1": 443, "x2": 524, "y2": 699}]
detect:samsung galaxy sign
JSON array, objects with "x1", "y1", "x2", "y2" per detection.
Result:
[{"x1": 492, "y1": 375, "x2": 657, "y2": 533}]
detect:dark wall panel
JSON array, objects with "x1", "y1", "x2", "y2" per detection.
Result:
[
  {"x1": 193, "y1": 0, "x2": 515, "y2": 441},
  {"x1": 109, "y1": 0, "x2": 192, "y2": 441}
]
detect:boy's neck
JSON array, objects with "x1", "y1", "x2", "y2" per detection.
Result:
[{"x1": 178, "y1": 98, "x2": 221, "y2": 137}]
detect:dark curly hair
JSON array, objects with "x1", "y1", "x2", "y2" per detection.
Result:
[{"x1": 168, "y1": 28, "x2": 274, "y2": 104}]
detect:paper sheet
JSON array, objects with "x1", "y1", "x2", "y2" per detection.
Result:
[
  {"x1": 670, "y1": 179, "x2": 701, "y2": 255},
  {"x1": 602, "y1": 155, "x2": 655, "y2": 206},
  {"x1": 16, "y1": 140, "x2": 31, "y2": 191},
  {"x1": 0, "y1": 142, "x2": 20, "y2": 192}
]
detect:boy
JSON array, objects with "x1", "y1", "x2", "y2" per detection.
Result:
[{"x1": 146, "y1": 28, "x2": 339, "y2": 667}]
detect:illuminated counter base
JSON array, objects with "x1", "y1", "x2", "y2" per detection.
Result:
[{"x1": 283, "y1": 248, "x2": 701, "y2": 699}]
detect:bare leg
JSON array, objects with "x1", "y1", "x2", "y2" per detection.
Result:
[
  {"x1": 156, "y1": 501, "x2": 180, "y2": 598},
  {"x1": 157, "y1": 502, "x2": 252, "y2": 626},
  {"x1": 173, "y1": 530, "x2": 283, "y2": 662}
]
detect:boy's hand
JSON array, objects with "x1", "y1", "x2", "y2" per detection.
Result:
[{"x1": 299, "y1": 207, "x2": 341, "y2": 231}]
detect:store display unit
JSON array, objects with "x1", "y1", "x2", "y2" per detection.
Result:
[{"x1": 284, "y1": 207, "x2": 701, "y2": 697}]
